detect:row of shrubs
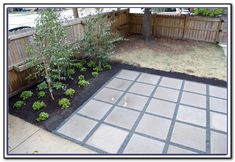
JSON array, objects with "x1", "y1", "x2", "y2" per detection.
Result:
[{"x1": 13, "y1": 59, "x2": 112, "y2": 121}]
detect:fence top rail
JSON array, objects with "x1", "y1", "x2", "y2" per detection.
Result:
[{"x1": 129, "y1": 13, "x2": 224, "y2": 21}]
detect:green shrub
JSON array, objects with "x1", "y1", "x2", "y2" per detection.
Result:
[
  {"x1": 103, "y1": 64, "x2": 112, "y2": 70},
  {"x1": 38, "y1": 91, "x2": 46, "y2": 98},
  {"x1": 13, "y1": 101, "x2": 25, "y2": 109},
  {"x1": 193, "y1": 8, "x2": 224, "y2": 17},
  {"x1": 87, "y1": 60, "x2": 97, "y2": 68},
  {"x1": 64, "y1": 88, "x2": 76, "y2": 98},
  {"x1": 92, "y1": 71, "x2": 99, "y2": 78},
  {"x1": 32, "y1": 101, "x2": 46, "y2": 110},
  {"x1": 37, "y1": 81, "x2": 48, "y2": 90},
  {"x1": 80, "y1": 67, "x2": 87, "y2": 73},
  {"x1": 53, "y1": 82, "x2": 67, "y2": 90},
  {"x1": 74, "y1": 62, "x2": 83, "y2": 69},
  {"x1": 58, "y1": 98, "x2": 71, "y2": 109},
  {"x1": 93, "y1": 66, "x2": 103, "y2": 72},
  {"x1": 36, "y1": 112, "x2": 49, "y2": 121},
  {"x1": 67, "y1": 68, "x2": 75, "y2": 76},
  {"x1": 78, "y1": 80, "x2": 90, "y2": 87},
  {"x1": 78, "y1": 75, "x2": 90, "y2": 87},
  {"x1": 78, "y1": 75, "x2": 85, "y2": 81},
  {"x1": 20, "y1": 91, "x2": 33, "y2": 100}
]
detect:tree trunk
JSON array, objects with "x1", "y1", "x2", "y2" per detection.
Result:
[
  {"x1": 72, "y1": 8, "x2": 79, "y2": 18},
  {"x1": 143, "y1": 8, "x2": 152, "y2": 42}
]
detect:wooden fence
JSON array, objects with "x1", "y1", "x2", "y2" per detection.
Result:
[
  {"x1": 8, "y1": 9, "x2": 129, "y2": 97},
  {"x1": 8, "y1": 10, "x2": 228, "y2": 96},
  {"x1": 129, "y1": 13, "x2": 227, "y2": 43}
]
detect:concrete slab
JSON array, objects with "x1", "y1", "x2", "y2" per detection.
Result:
[
  {"x1": 184, "y1": 81, "x2": 206, "y2": 94},
  {"x1": 10, "y1": 128, "x2": 96, "y2": 154},
  {"x1": 180, "y1": 92, "x2": 206, "y2": 108},
  {"x1": 137, "y1": 73, "x2": 160, "y2": 85},
  {"x1": 105, "y1": 106, "x2": 139, "y2": 129},
  {"x1": 146, "y1": 98, "x2": 176, "y2": 118},
  {"x1": 171, "y1": 122, "x2": 206, "y2": 152},
  {"x1": 136, "y1": 114, "x2": 171, "y2": 140},
  {"x1": 167, "y1": 145, "x2": 197, "y2": 154},
  {"x1": 77, "y1": 100, "x2": 112, "y2": 120},
  {"x1": 210, "y1": 97, "x2": 227, "y2": 114},
  {"x1": 8, "y1": 115, "x2": 39, "y2": 151},
  {"x1": 211, "y1": 131, "x2": 227, "y2": 154},
  {"x1": 128, "y1": 82, "x2": 155, "y2": 96},
  {"x1": 123, "y1": 134, "x2": 165, "y2": 154},
  {"x1": 210, "y1": 112, "x2": 227, "y2": 132},
  {"x1": 209, "y1": 86, "x2": 227, "y2": 99},
  {"x1": 115, "y1": 69, "x2": 140, "y2": 81},
  {"x1": 154, "y1": 87, "x2": 179, "y2": 102},
  {"x1": 117, "y1": 93, "x2": 148, "y2": 111},
  {"x1": 86, "y1": 124, "x2": 128, "y2": 153},
  {"x1": 159, "y1": 77, "x2": 183, "y2": 89},
  {"x1": 106, "y1": 78, "x2": 132, "y2": 91},
  {"x1": 176, "y1": 105, "x2": 206, "y2": 127},
  {"x1": 57, "y1": 115, "x2": 97, "y2": 141},
  {"x1": 94, "y1": 87, "x2": 123, "y2": 104}
]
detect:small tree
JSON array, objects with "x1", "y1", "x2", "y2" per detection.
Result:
[
  {"x1": 27, "y1": 8, "x2": 73, "y2": 100},
  {"x1": 78, "y1": 10, "x2": 122, "y2": 67}
]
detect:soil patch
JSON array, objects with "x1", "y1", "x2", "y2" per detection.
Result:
[
  {"x1": 8, "y1": 61, "x2": 227, "y2": 132},
  {"x1": 113, "y1": 36, "x2": 227, "y2": 81}
]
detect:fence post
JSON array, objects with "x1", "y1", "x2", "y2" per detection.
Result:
[
  {"x1": 182, "y1": 16, "x2": 188, "y2": 39},
  {"x1": 215, "y1": 18, "x2": 223, "y2": 43}
]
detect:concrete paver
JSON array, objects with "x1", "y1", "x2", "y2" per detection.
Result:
[
  {"x1": 57, "y1": 115, "x2": 97, "y2": 141},
  {"x1": 171, "y1": 122, "x2": 206, "y2": 152},
  {"x1": 146, "y1": 98, "x2": 176, "y2": 118},
  {"x1": 104, "y1": 107, "x2": 139, "y2": 129},
  {"x1": 86, "y1": 124, "x2": 128, "y2": 153},
  {"x1": 77, "y1": 100, "x2": 112, "y2": 120},
  {"x1": 123, "y1": 134, "x2": 165, "y2": 154},
  {"x1": 117, "y1": 93, "x2": 148, "y2": 111}
]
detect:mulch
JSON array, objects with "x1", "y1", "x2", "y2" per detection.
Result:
[{"x1": 8, "y1": 61, "x2": 227, "y2": 132}]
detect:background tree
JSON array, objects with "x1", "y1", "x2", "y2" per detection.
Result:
[
  {"x1": 72, "y1": 8, "x2": 79, "y2": 18},
  {"x1": 27, "y1": 8, "x2": 74, "y2": 100},
  {"x1": 143, "y1": 8, "x2": 152, "y2": 42}
]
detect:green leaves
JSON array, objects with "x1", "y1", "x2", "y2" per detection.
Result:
[
  {"x1": 58, "y1": 98, "x2": 71, "y2": 109},
  {"x1": 193, "y1": 8, "x2": 224, "y2": 17},
  {"x1": 32, "y1": 101, "x2": 46, "y2": 111},
  {"x1": 20, "y1": 91, "x2": 33, "y2": 100},
  {"x1": 64, "y1": 88, "x2": 76, "y2": 98},
  {"x1": 13, "y1": 101, "x2": 25, "y2": 109},
  {"x1": 37, "y1": 112, "x2": 49, "y2": 121}
]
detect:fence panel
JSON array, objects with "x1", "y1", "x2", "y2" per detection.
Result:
[{"x1": 8, "y1": 9, "x2": 129, "y2": 96}]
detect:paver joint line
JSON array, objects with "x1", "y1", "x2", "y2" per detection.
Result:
[
  {"x1": 206, "y1": 84, "x2": 211, "y2": 153},
  {"x1": 117, "y1": 76, "x2": 163, "y2": 154},
  {"x1": 162, "y1": 80, "x2": 185, "y2": 154}
]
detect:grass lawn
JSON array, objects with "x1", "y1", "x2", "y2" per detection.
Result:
[{"x1": 111, "y1": 36, "x2": 227, "y2": 81}]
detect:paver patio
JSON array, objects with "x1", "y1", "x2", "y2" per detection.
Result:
[{"x1": 55, "y1": 69, "x2": 228, "y2": 155}]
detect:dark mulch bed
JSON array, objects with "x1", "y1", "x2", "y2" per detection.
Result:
[{"x1": 8, "y1": 61, "x2": 227, "y2": 132}]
